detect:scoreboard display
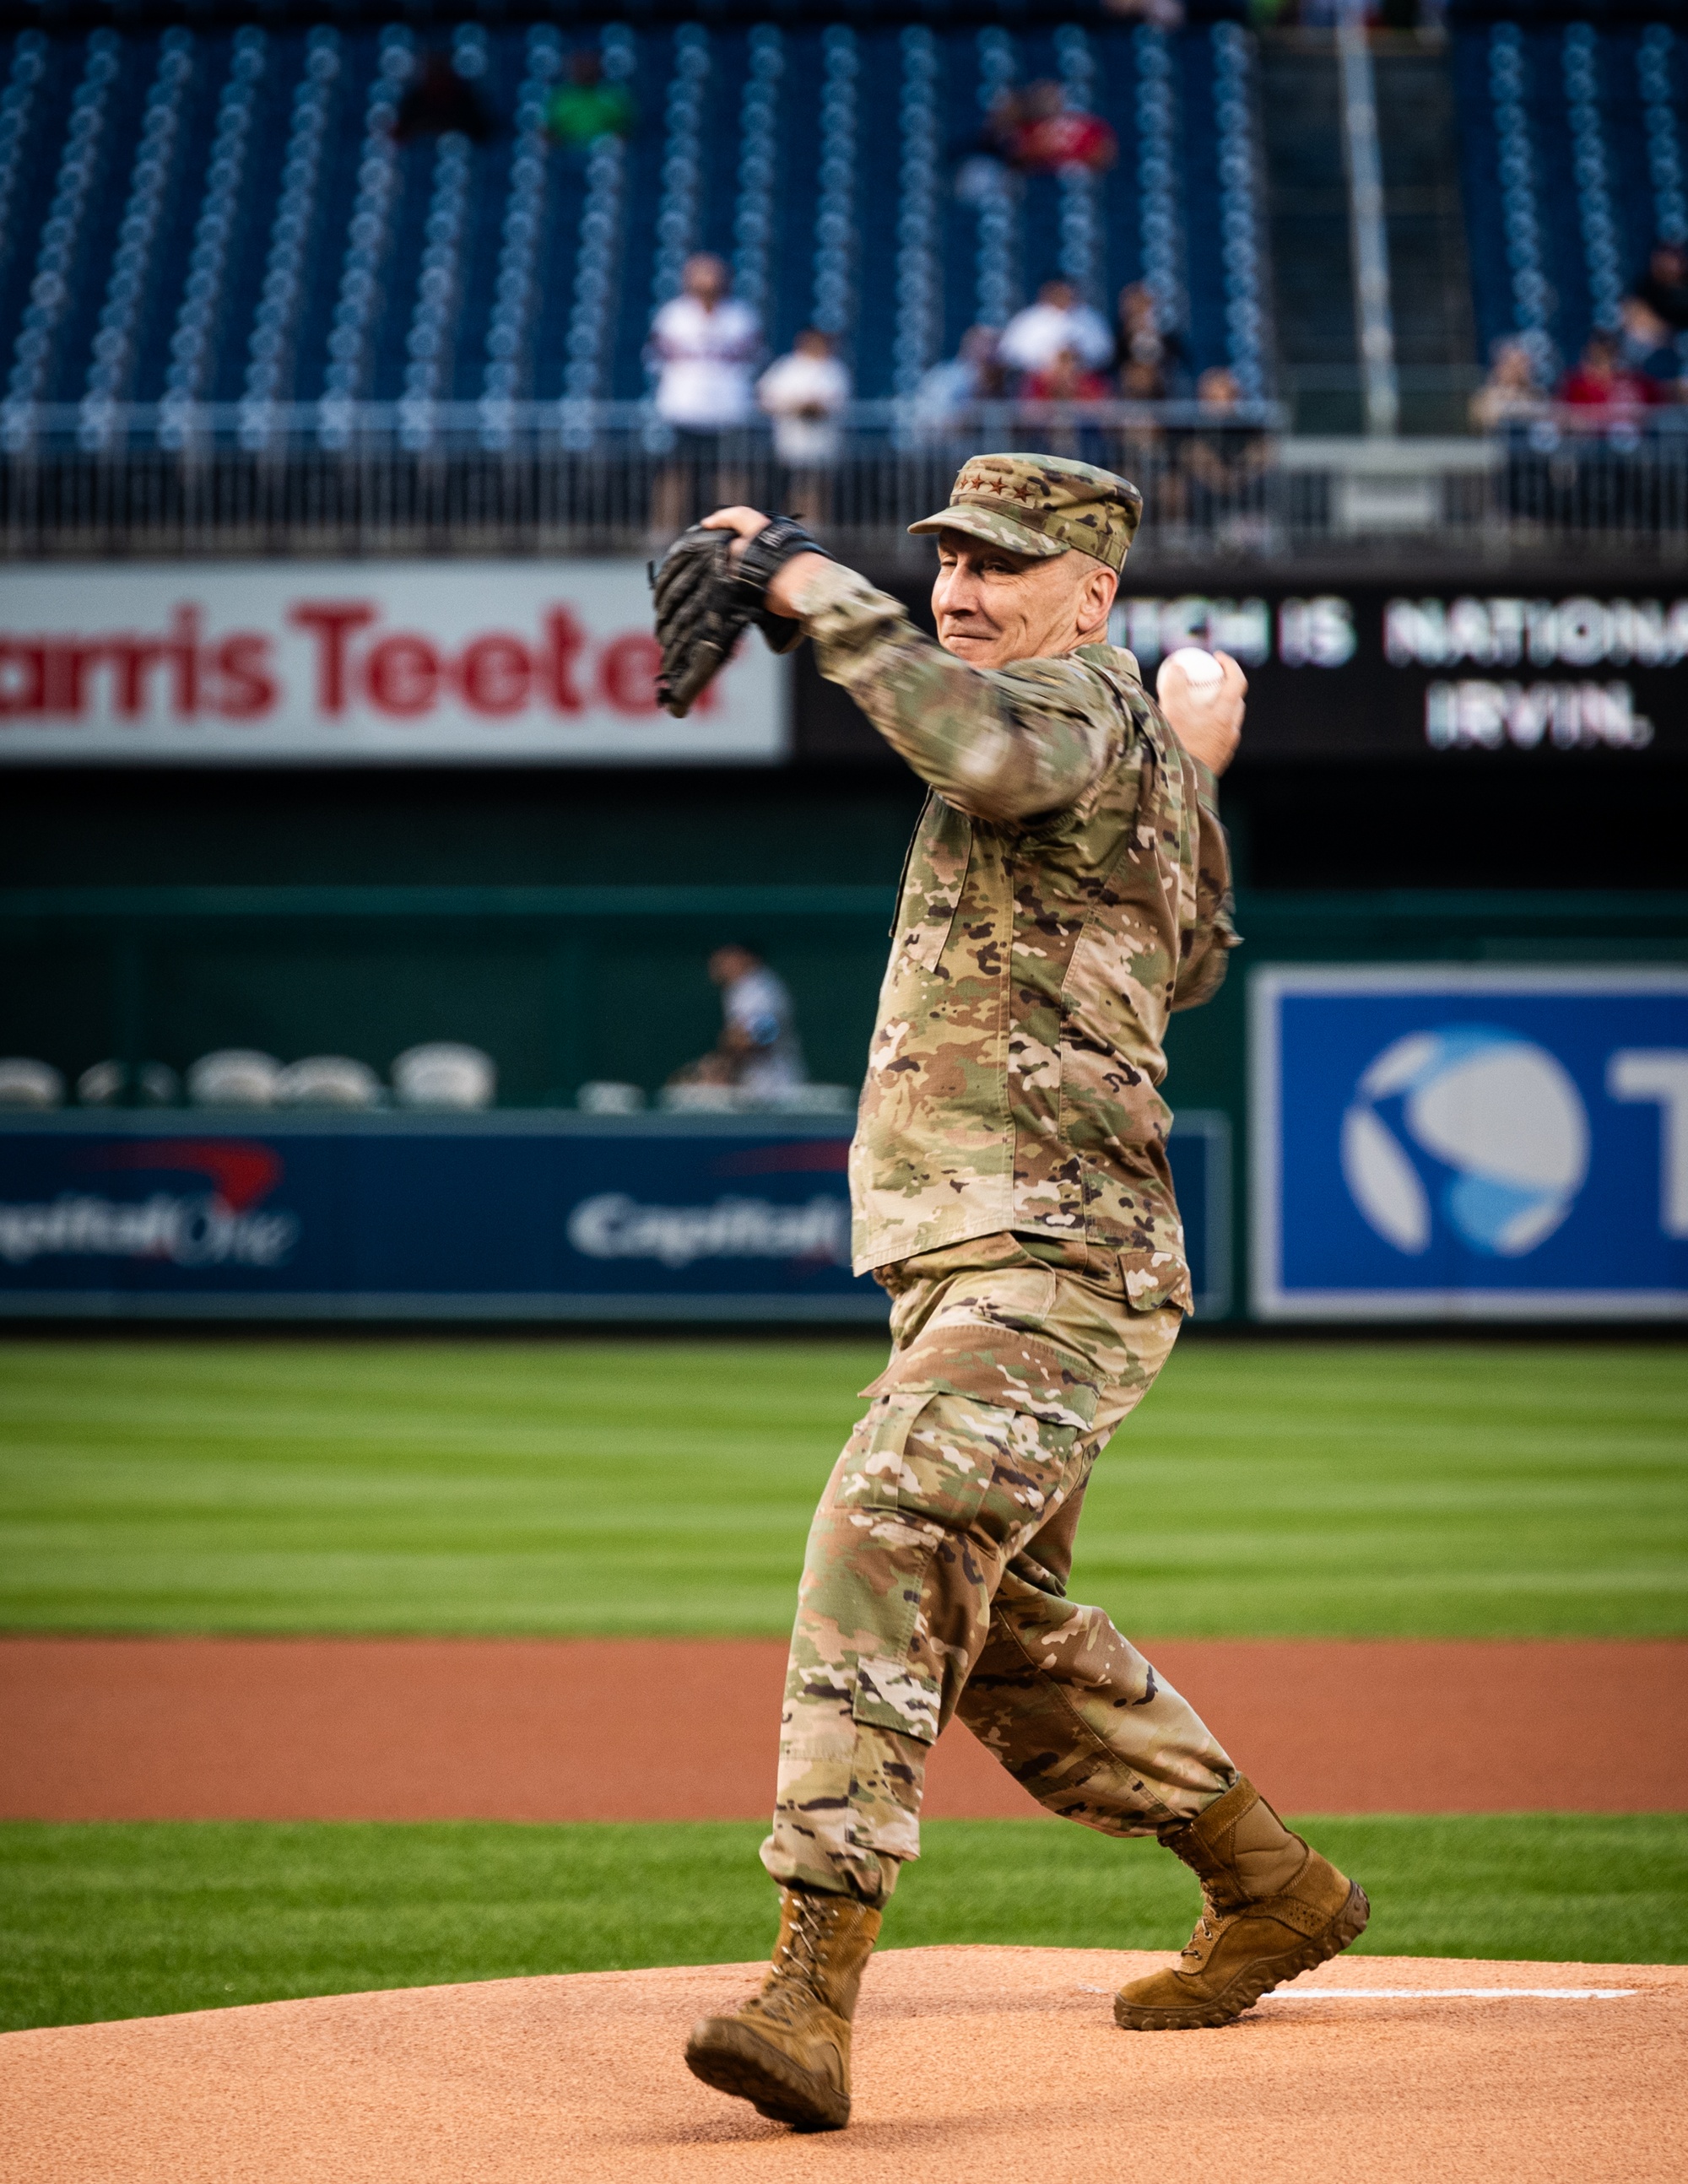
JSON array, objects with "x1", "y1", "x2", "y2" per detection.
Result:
[{"x1": 1111, "y1": 582, "x2": 1685, "y2": 760}]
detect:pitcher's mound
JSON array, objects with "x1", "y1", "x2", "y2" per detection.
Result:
[{"x1": 5, "y1": 1947, "x2": 1684, "y2": 2183}]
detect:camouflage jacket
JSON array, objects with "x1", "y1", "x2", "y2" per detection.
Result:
[{"x1": 794, "y1": 560, "x2": 1238, "y2": 1306}]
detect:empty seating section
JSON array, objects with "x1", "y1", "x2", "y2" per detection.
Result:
[
  {"x1": 81, "y1": 30, "x2": 193, "y2": 446},
  {"x1": 1455, "y1": 21, "x2": 1688, "y2": 377},
  {"x1": 479, "y1": 28, "x2": 563, "y2": 431},
  {"x1": 3, "y1": 31, "x2": 125, "y2": 441},
  {"x1": 1205, "y1": 25, "x2": 1269, "y2": 401},
  {"x1": 241, "y1": 30, "x2": 341, "y2": 441},
  {"x1": 893, "y1": 30, "x2": 942, "y2": 397},
  {"x1": 0, "y1": 35, "x2": 48, "y2": 315},
  {"x1": 160, "y1": 31, "x2": 266, "y2": 437},
  {"x1": 0, "y1": 18, "x2": 1274, "y2": 440},
  {"x1": 319, "y1": 31, "x2": 409, "y2": 441}
]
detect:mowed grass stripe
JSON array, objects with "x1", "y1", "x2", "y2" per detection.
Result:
[
  {"x1": 2, "y1": 1815, "x2": 1683, "y2": 2034},
  {"x1": 2, "y1": 1340, "x2": 1685, "y2": 1637}
]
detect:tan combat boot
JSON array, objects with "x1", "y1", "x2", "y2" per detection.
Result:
[
  {"x1": 1114, "y1": 1775, "x2": 1369, "y2": 2031},
  {"x1": 684, "y1": 1885, "x2": 881, "y2": 2131}
]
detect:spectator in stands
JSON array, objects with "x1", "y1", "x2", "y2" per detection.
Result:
[
  {"x1": 955, "y1": 86, "x2": 1026, "y2": 205},
  {"x1": 650, "y1": 254, "x2": 761, "y2": 430},
  {"x1": 1119, "y1": 356, "x2": 1169, "y2": 403},
  {"x1": 1113, "y1": 281, "x2": 1187, "y2": 397},
  {"x1": 1110, "y1": 354, "x2": 1170, "y2": 515},
  {"x1": 547, "y1": 48, "x2": 635, "y2": 155},
  {"x1": 1617, "y1": 294, "x2": 1683, "y2": 395},
  {"x1": 394, "y1": 51, "x2": 498, "y2": 144},
  {"x1": 1008, "y1": 79, "x2": 1117, "y2": 176},
  {"x1": 759, "y1": 329, "x2": 852, "y2": 464},
  {"x1": 670, "y1": 945, "x2": 807, "y2": 1100},
  {"x1": 1023, "y1": 347, "x2": 1110, "y2": 403},
  {"x1": 912, "y1": 327, "x2": 1009, "y2": 432},
  {"x1": 1179, "y1": 365, "x2": 1271, "y2": 530},
  {"x1": 1103, "y1": 0, "x2": 1187, "y2": 24},
  {"x1": 1193, "y1": 365, "x2": 1248, "y2": 419},
  {"x1": 955, "y1": 82, "x2": 1114, "y2": 198},
  {"x1": 759, "y1": 329, "x2": 852, "y2": 522},
  {"x1": 1023, "y1": 346, "x2": 1111, "y2": 461},
  {"x1": 1557, "y1": 329, "x2": 1664, "y2": 418},
  {"x1": 1633, "y1": 241, "x2": 1688, "y2": 333},
  {"x1": 1469, "y1": 337, "x2": 1550, "y2": 433},
  {"x1": 999, "y1": 278, "x2": 1113, "y2": 383},
  {"x1": 647, "y1": 253, "x2": 763, "y2": 537}
]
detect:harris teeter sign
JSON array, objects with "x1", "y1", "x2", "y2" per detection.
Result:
[{"x1": 0, "y1": 560, "x2": 787, "y2": 764}]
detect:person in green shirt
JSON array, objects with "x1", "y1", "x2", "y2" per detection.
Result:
[{"x1": 546, "y1": 50, "x2": 634, "y2": 154}]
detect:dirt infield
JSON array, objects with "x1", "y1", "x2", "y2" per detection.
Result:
[
  {"x1": 3, "y1": 1637, "x2": 1685, "y2": 1820},
  {"x1": 4, "y1": 1947, "x2": 1683, "y2": 2183}
]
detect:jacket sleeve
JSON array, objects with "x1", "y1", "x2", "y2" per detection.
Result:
[
  {"x1": 791, "y1": 560, "x2": 1123, "y2": 824},
  {"x1": 1171, "y1": 749, "x2": 1242, "y2": 1013}
]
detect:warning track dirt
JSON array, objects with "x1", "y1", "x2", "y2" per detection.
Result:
[{"x1": 3, "y1": 1637, "x2": 1684, "y2": 1820}]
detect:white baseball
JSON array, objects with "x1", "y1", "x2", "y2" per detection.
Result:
[{"x1": 1159, "y1": 646, "x2": 1225, "y2": 703}]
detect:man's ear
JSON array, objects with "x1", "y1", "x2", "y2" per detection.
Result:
[{"x1": 1082, "y1": 562, "x2": 1118, "y2": 635}]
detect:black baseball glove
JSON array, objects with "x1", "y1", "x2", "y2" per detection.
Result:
[{"x1": 649, "y1": 516, "x2": 831, "y2": 718}]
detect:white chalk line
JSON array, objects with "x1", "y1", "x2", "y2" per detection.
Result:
[
  {"x1": 1074, "y1": 1986, "x2": 1637, "y2": 2001},
  {"x1": 1261, "y1": 1987, "x2": 1637, "y2": 2003}
]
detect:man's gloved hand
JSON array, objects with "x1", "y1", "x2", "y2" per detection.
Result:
[{"x1": 649, "y1": 516, "x2": 830, "y2": 718}]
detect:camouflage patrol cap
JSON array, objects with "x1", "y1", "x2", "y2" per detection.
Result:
[{"x1": 908, "y1": 451, "x2": 1143, "y2": 570}]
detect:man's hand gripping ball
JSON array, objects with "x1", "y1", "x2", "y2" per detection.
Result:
[{"x1": 1155, "y1": 646, "x2": 1246, "y2": 776}]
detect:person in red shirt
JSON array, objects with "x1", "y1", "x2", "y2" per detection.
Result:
[
  {"x1": 1022, "y1": 347, "x2": 1110, "y2": 403},
  {"x1": 1010, "y1": 79, "x2": 1117, "y2": 175},
  {"x1": 1557, "y1": 330, "x2": 1664, "y2": 412}
]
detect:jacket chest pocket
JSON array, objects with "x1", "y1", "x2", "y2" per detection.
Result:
[{"x1": 891, "y1": 799, "x2": 972, "y2": 973}]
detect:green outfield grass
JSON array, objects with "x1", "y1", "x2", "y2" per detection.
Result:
[
  {"x1": 2, "y1": 1339, "x2": 1684, "y2": 1637},
  {"x1": 2, "y1": 1815, "x2": 1682, "y2": 2034}
]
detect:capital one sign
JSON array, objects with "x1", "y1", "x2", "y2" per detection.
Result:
[{"x1": 0, "y1": 560, "x2": 786, "y2": 763}]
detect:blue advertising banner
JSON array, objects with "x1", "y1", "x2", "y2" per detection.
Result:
[
  {"x1": 1251, "y1": 967, "x2": 1688, "y2": 1319},
  {"x1": 0, "y1": 1111, "x2": 1228, "y2": 1322}
]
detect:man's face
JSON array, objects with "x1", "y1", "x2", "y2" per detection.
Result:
[
  {"x1": 932, "y1": 531, "x2": 1113, "y2": 668},
  {"x1": 1494, "y1": 342, "x2": 1530, "y2": 387},
  {"x1": 1041, "y1": 280, "x2": 1076, "y2": 312},
  {"x1": 1197, "y1": 367, "x2": 1238, "y2": 408},
  {"x1": 685, "y1": 256, "x2": 727, "y2": 305},
  {"x1": 709, "y1": 946, "x2": 755, "y2": 987},
  {"x1": 1622, "y1": 296, "x2": 1669, "y2": 348}
]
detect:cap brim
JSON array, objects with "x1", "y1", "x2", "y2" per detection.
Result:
[{"x1": 906, "y1": 505, "x2": 1069, "y2": 557}]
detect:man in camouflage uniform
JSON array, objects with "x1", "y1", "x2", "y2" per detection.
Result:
[{"x1": 684, "y1": 456, "x2": 1368, "y2": 2133}]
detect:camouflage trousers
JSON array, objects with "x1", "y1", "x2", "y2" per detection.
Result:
[{"x1": 761, "y1": 1232, "x2": 1238, "y2": 1909}]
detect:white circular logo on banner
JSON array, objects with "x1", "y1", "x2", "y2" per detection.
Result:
[{"x1": 1340, "y1": 1026, "x2": 1589, "y2": 1257}]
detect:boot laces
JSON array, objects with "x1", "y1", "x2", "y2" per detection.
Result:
[
  {"x1": 1182, "y1": 1890, "x2": 1218, "y2": 1962},
  {"x1": 765, "y1": 1891, "x2": 839, "y2": 2011},
  {"x1": 1182, "y1": 1885, "x2": 1247, "y2": 1964}
]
